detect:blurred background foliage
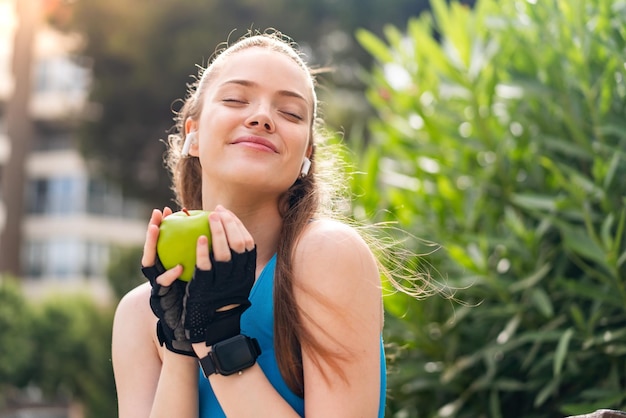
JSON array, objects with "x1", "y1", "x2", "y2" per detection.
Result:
[
  {"x1": 3, "y1": 0, "x2": 626, "y2": 416},
  {"x1": 0, "y1": 279, "x2": 116, "y2": 418},
  {"x1": 355, "y1": 0, "x2": 626, "y2": 416},
  {"x1": 53, "y1": 0, "x2": 436, "y2": 208}
]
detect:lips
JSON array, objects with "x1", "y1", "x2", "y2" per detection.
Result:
[{"x1": 231, "y1": 136, "x2": 278, "y2": 153}]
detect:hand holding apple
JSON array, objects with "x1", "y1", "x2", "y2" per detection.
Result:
[{"x1": 156, "y1": 208, "x2": 211, "y2": 281}]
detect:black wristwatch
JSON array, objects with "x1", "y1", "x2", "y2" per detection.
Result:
[{"x1": 199, "y1": 334, "x2": 262, "y2": 377}]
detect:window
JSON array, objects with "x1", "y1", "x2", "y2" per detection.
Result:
[
  {"x1": 48, "y1": 239, "x2": 82, "y2": 277},
  {"x1": 27, "y1": 179, "x2": 48, "y2": 214},
  {"x1": 49, "y1": 177, "x2": 84, "y2": 214},
  {"x1": 23, "y1": 240, "x2": 44, "y2": 278},
  {"x1": 26, "y1": 176, "x2": 86, "y2": 215},
  {"x1": 84, "y1": 241, "x2": 108, "y2": 278},
  {"x1": 86, "y1": 178, "x2": 126, "y2": 217},
  {"x1": 27, "y1": 175, "x2": 145, "y2": 218},
  {"x1": 22, "y1": 239, "x2": 109, "y2": 279}
]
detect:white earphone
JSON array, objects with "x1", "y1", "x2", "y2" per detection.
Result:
[
  {"x1": 300, "y1": 157, "x2": 311, "y2": 177},
  {"x1": 181, "y1": 132, "x2": 197, "y2": 157}
]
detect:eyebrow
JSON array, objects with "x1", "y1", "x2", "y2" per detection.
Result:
[{"x1": 220, "y1": 79, "x2": 309, "y2": 104}]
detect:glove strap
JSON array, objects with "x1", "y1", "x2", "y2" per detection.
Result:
[
  {"x1": 156, "y1": 322, "x2": 196, "y2": 357},
  {"x1": 141, "y1": 257, "x2": 167, "y2": 283},
  {"x1": 204, "y1": 303, "x2": 250, "y2": 346}
]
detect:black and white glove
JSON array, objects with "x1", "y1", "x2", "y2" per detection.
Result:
[
  {"x1": 142, "y1": 260, "x2": 195, "y2": 357},
  {"x1": 183, "y1": 247, "x2": 256, "y2": 346}
]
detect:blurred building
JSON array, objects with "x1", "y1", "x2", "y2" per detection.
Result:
[{"x1": 0, "y1": 0, "x2": 146, "y2": 302}]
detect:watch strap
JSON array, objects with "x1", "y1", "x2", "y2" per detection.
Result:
[
  {"x1": 249, "y1": 336, "x2": 262, "y2": 357},
  {"x1": 199, "y1": 352, "x2": 217, "y2": 378}
]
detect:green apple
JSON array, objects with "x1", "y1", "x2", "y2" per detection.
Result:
[{"x1": 156, "y1": 208, "x2": 211, "y2": 281}]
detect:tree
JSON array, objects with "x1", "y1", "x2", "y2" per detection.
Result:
[
  {"x1": 0, "y1": 0, "x2": 40, "y2": 276},
  {"x1": 61, "y1": 0, "x2": 431, "y2": 208},
  {"x1": 356, "y1": 0, "x2": 626, "y2": 416}
]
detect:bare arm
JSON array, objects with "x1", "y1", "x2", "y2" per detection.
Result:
[
  {"x1": 112, "y1": 208, "x2": 199, "y2": 418},
  {"x1": 112, "y1": 283, "x2": 199, "y2": 418},
  {"x1": 295, "y1": 220, "x2": 383, "y2": 417},
  {"x1": 112, "y1": 284, "x2": 160, "y2": 417},
  {"x1": 201, "y1": 216, "x2": 383, "y2": 417}
]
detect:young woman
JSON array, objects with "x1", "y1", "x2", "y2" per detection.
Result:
[{"x1": 112, "y1": 30, "x2": 387, "y2": 417}]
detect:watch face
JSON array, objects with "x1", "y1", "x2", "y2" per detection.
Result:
[{"x1": 214, "y1": 335, "x2": 256, "y2": 375}]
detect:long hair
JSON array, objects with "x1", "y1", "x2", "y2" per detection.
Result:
[{"x1": 164, "y1": 29, "x2": 336, "y2": 395}]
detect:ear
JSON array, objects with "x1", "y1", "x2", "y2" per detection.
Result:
[
  {"x1": 305, "y1": 144, "x2": 314, "y2": 159},
  {"x1": 184, "y1": 118, "x2": 200, "y2": 157}
]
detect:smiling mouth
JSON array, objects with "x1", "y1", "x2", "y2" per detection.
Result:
[{"x1": 231, "y1": 136, "x2": 278, "y2": 153}]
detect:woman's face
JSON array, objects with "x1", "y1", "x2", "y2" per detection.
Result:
[{"x1": 189, "y1": 46, "x2": 314, "y2": 196}]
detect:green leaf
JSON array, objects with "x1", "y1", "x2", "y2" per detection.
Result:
[
  {"x1": 492, "y1": 378, "x2": 527, "y2": 391},
  {"x1": 531, "y1": 288, "x2": 554, "y2": 318},
  {"x1": 560, "y1": 278, "x2": 623, "y2": 308},
  {"x1": 559, "y1": 223, "x2": 607, "y2": 266},
  {"x1": 510, "y1": 193, "x2": 558, "y2": 212},
  {"x1": 600, "y1": 213, "x2": 615, "y2": 252},
  {"x1": 602, "y1": 151, "x2": 621, "y2": 189},
  {"x1": 554, "y1": 328, "x2": 574, "y2": 377},
  {"x1": 355, "y1": 29, "x2": 393, "y2": 63},
  {"x1": 489, "y1": 389, "x2": 503, "y2": 418},
  {"x1": 542, "y1": 135, "x2": 592, "y2": 160},
  {"x1": 509, "y1": 263, "x2": 551, "y2": 293},
  {"x1": 535, "y1": 377, "x2": 561, "y2": 407},
  {"x1": 617, "y1": 249, "x2": 626, "y2": 268},
  {"x1": 568, "y1": 304, "x2": 586, "y2": 332}
]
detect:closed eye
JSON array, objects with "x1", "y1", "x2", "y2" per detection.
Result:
[
  {"x1": 222, "y1": 98, "x2": 247, "y2": 104},
  {"x1": 281, "y1": 110, "x2": 304, "y2": 121}
]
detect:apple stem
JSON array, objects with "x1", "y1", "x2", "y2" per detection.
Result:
[{"x1": 182, "y1": 207, "x2": 191, "y2": 216}]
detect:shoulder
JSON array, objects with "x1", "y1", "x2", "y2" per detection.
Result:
[
  {"x1": 293, "y1": 219, "x2": 381, "y2": 306},
  {"x1": 115, "y1": 282, "x2": 152, "y2": 320},
  {"x1": 295, "y1": 218, "x2": 372, "y2": 261},
  {"x1": 113, "y1": 282, "x2": 158, "y2": 349}
]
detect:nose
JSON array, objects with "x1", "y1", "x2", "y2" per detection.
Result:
[{"x1": 245, "y1": 104, "x2": 275, "y2": 132}]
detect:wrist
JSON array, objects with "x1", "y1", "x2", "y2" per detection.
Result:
[
  {"x1": 193, "y1": 342, "x2": 211, "y2": 359},
  {"x1": 162, "y1": 347, "x2": 198, "y2": 366},
  {"x1": 198, "y1": 335, "x2": 261, "y2": 378}
]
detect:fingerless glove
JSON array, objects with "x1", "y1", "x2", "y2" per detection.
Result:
[
  {"x1": 142, "y1": 260, "x2": 195, "y2": 357},
  {"x1": 183, "y1": 248, "x2": 256, "y2": 346}
]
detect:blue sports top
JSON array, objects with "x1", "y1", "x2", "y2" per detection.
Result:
[{"x1": 198, "y1": 254, "x2": 387, "y2": 417}]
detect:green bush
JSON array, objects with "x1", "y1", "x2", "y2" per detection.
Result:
[
  {"x1": 0, "y1": 278, "x2": 35, "y2": 405},
  {"x1": 0, "y1": 279, "x2": 116, "y2": 418},
  {"x1": 29, "y1": 295, "x2": 116, "y2": 418},
  {"x1": 107, "y1": 245, "x2": 145, "y2": 301},
  {"x1": 355, "y1": 0, "x2": 626, "y2": 416}
]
